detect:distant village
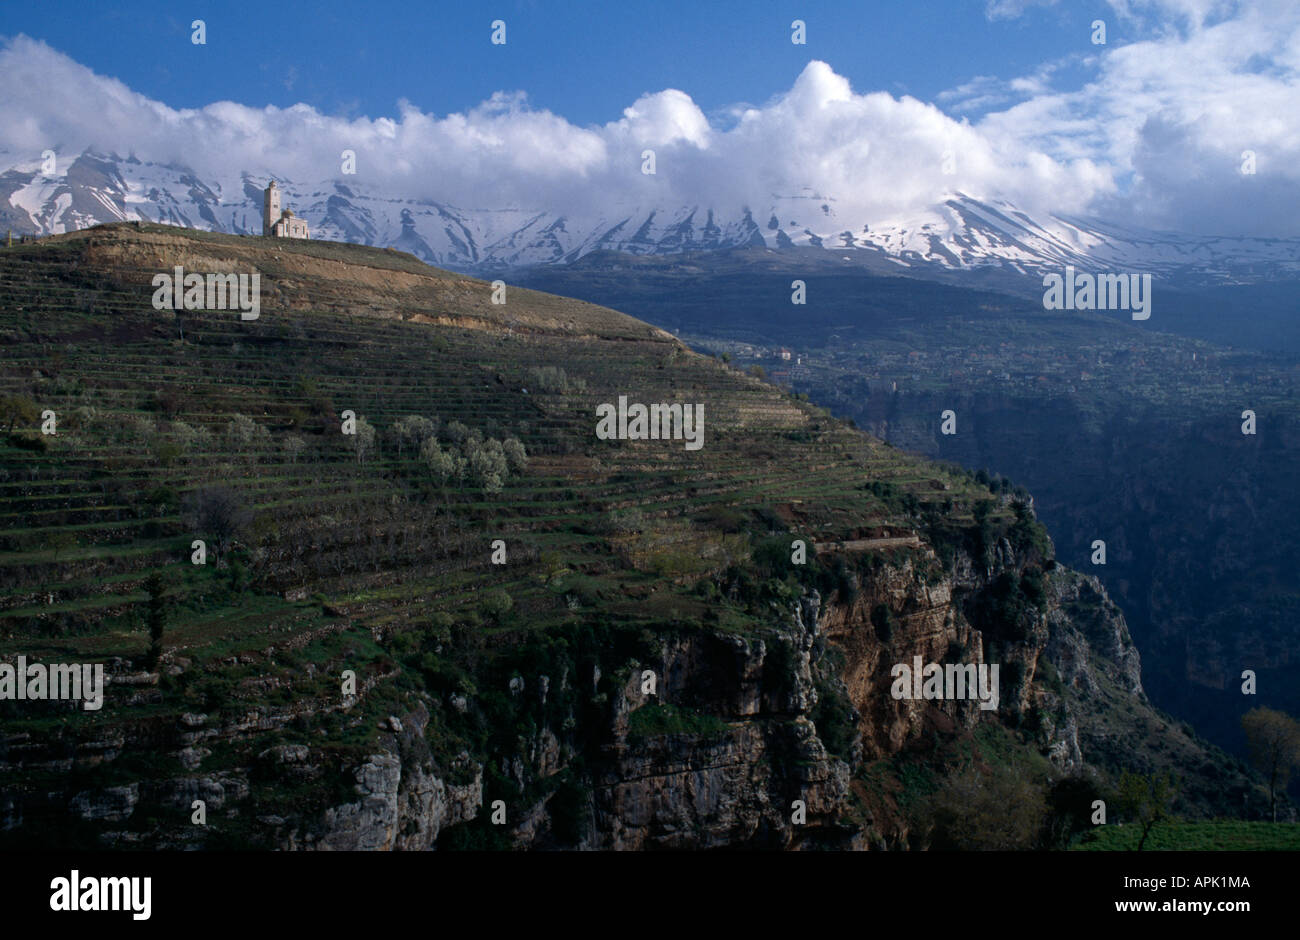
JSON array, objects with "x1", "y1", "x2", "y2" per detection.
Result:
[{"x1": 692, "y1": 327, "x2": 1296, "y2": 414}]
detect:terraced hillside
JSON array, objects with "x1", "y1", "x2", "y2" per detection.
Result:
[{"x1": 0, "y1": 224, "x2": 1268, "y2": 850}]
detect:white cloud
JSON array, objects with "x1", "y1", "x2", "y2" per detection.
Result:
[
  {"x1": 1, "y1": 6, "x2": 1297, "y2": 238},
  {"x1": 612, "y1": 89, "x2": 712, "y2": 149},
  {"x1": 973, "y1": 0, "x2": 1300, "y2": 234},
  {"x1": 985, "y1": 0, "x2": 1060, "y2": 22}
]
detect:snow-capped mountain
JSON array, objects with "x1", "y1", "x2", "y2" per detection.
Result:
[{"x1": 3, "y1": 150, "x2": 1298, "y2": 287}]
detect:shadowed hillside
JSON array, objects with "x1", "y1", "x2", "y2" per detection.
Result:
[
  {"x1": 0, "y1": 223, "x2": 1275, "y2": 850},
  {"x1": 516, "y1": 254, "x2": 1300, "y2": 772}
]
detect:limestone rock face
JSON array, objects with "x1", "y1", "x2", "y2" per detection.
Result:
[
  {"x1": 306, "y1": 703, "x2": 484, "y2": 852},
  {"x1": 1045, "y1": 570, "x2": 1143, "y2": 699},
  {"x1": 316, "y1": 754, "x2": 402, "y2": 851},
  {"x1": 155, "y1": 774, "x2": 249, "y2": 812},
  {"x1": 0, "y1": 534, "x2": 1198, "y2": 850},
  {"x1": 69, "y1": 784, "x2": 139, "y2": 822},
  {"x1": 271, "y1": 543, "x2": 1173, "y2": 850}
]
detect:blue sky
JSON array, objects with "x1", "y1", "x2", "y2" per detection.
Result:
[{"x1": 0, "y1": 0, "x2": 1109, "y2": 124}]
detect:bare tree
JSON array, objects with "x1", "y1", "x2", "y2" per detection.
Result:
[
  {"x1": 282, "y1": 434, "x2": 307, "y2": 464},
  {"x1": 182, "y1": 485, "x2": 253, "y2": 563},
  {"x1": 1242, "y1": 707, "x2": 1300, "y2": 822}
]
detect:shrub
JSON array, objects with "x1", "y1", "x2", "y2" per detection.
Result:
[
  {"x1": 626, "y1": 702, "x2": 726, "y2": 742},
  {"x1": 926, "y1": 764, "x2": 1048, "y2": 850},
  {"x1": 7, "y1": 432, "x2": 45, "y2": 452},
  {"x1": 480, "y1": 590, "x2": 514, "y2": 622},
  {"x1": 528, "y1": 366, "x2": 585, "y2": 394}
]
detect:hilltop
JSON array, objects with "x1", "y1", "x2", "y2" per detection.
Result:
[
  {"x1": 0, "y1": 224, "x2": 1270, "y2": 849},
  {"x1": 14, "y1": 222, "x2": 669, "y2": 341}
]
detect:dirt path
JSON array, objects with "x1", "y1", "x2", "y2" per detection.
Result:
[{"x1": 816, "y1": 535, "x2": 922, "y2": 553}]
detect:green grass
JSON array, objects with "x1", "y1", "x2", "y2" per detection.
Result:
[
  {"x1": 626, "y1": 701, "x2": 729, "y2": 742},
  {"x1": 1074, "y1": 821, "x2": 1300, "y2": 851}
]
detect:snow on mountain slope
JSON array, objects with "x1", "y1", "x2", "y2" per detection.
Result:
[{"x1": 3, "y1": 149, "x2": 1297, "y2": 286}]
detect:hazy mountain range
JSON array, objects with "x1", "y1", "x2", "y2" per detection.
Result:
[{"x1": 4, "y1": 149, "x2": 1298, "y2": 290}]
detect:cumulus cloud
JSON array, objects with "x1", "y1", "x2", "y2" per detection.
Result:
[
  {"x1": 974, "y1": 0, "x2": 1300, "y2": 234},
  {"x1": 1, "y1": 3, "x2": 1298, "y2": 238}
]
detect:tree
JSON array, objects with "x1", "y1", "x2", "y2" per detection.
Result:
[
  {"x1": 480, "y1": 589, "x2": 514, "y2": 623},
  {"x1": 421, "y1": 438, "x2": 464, "y2": 486},
  {"x1": 0, "y1": 392, "x2": 39, "y2": 434},
  {"x1": 502, "y1": 437, "x2": 528, "y2": 474},
  {"x1": 123, "y1": 413, "x2": 156, "y2": 443},
  {"x1": 391, "y1": 415, "x2": 438, "y2": 459},
  {"x1": 225, "y1": 414, "x2": 259, "y2": 452},
  {"x1": 48, "y1": 531, "x2": 78, "y2": 563},
  {"x1": 182, "y1": 485, "x2": 252, "y2": 563},
  {"x1": 1242, "y1": 707, "x2": 1300, "y2": 822},
  {"x1": 152, "y1": 439, "x2": 182, "y2": 468},
  {"x1": 347, "y1": 416, "x2": 377, "y2": 464},
  {"x1": 1117, "y1": 771, "x2": 1178, "y2": 850},
  {"x1": 925, "y1": 763, "x2": 1047, "y2": 850},
  {"x1": 443, "y1": 420, "x2": 470, "y2": 445},
  {"x1": 1042, "y1": 774, "x2": 1106, "y2": 849},
  {"x1": 465, "y1": 438, "x2": 507, "y2": 493},
  {"x1": 143, "y1": 572, "x2": 168, "y2": 669},
  {"x1": 282, "y1": 434, "x2": 307, "y2": 464}
]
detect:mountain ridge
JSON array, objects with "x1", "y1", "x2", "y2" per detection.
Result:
[{"x1": 6, "y1": 150, "x2": 1299, "y2": 291}]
